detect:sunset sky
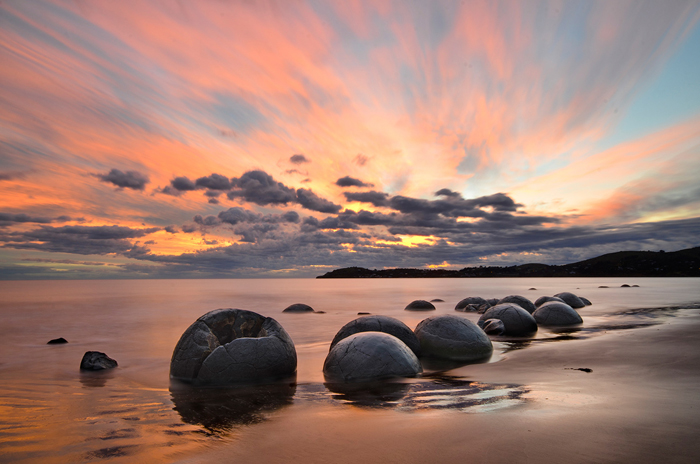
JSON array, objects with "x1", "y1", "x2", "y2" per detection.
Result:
[{"x1": 1, "y1": 0, "x2": 699, "y2": 279}]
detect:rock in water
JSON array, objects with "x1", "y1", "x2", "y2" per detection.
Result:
[
  {"x1": 329, "y1": 315, "x2": 421, "y2": 356},
  {"x1": 497, "y1": 295, "x2": 536, "y2": 314},
  {"x1": 534, "y1": 296, "x2": 566, "y2": 308},
  {"x1": 553, "y1": 292, "x2": 586, "y2": 309},
  {"x1": 415, "y1": 315, "x2": 493, "y2": 362},
  {"x1": 579, "y1": 296, "x2": 592, "y2": 306},
  {"x1": 478, "y1": 304, "x2": 538, "y2": 336},
  {"x1": 455, "y1": 296, "x2": 488, "y2": 311},
  {"x1": 47, "y1": 337, "x2": 68, "y2": 345},
  {"x1": 481, "y1": 319, "x2": 506, "y2": 335},
  {"x1": 404, "y1": 300, "x2": 436, "y2": 311},
  {"x1": 282, "y1": 303, "x2": 314, "y2": 313},
  {"x1": 170, "y1": 308, "x2": 297, "y2": 385},
  {"x1": 80, "y1": 351, "x2": 118, "y2": 370},
  {"x1": 323, "y1": 332, "x2": 422, "y2": 383},
  {"x1": 532, "y1": 302, "x2": 583, "y2": 326}
]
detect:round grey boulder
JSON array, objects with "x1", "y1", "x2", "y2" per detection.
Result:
[
  {"x1": 478, "y1": 304, "x2": 538, "y2": 336},
  {"x1": 532, "y1": 302, "x2": 583, "y2": 326},
  {"x1": 415, "y1": 315, "x2": 493, "y2": 362},
  {"x1": 170, "y1": 308, "x2": 297, "y2": 385},
  {"x1": 455, "y1": 296, "x2": 488, "y2": 311},
  {"x1": 487, "y1": 298, "x2": 500, "y2": 306},
  {"x1": 498, "y1": 295, "x2": 536, "y2": 314},
  {"x1": 329, "y1": 315, "x2": 421, "y2": 356},
  {"x1": 80, "y1": 351, "x2": 118, "y2": 370},
  {"x1": 323, "y1": 332, "x2": 422, "y2": 383},
  {"x1": 405, "y1": 300, "x2": 436, "y2": 311},
  {"x1": 283, "y1": 303, "x2": 314, "y2": 313},
  {"x1": 553, "y1": 292, "x2": 585, "y2": 309},
  {"x1": 481, "y1": 319, "x2": 506, "y2": 335},
  {"x1": 580, "y1": 296, "x2": 592, "y2": 306},
  {"x1": 535, "y1": 296, "x2": 566, "y2": 308}
]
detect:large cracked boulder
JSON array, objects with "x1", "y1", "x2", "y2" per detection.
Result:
[
  {"x1": 323, "y1": 332, "x2": 422, "y2": 383},
  {"x1": 554, "y1": 292, "x2": 585, "y2": 309},
  {"x1": 478, "y1": 303, "x2": 538, "y2": 336},
  {"x1": 405, "y1": 300, "x2": 436, "y2": 311},
  {"x1": 170, "y1": 308, "x2": 297, "y2": 385},
  {"x1": 535, "y1": 296, "x2": 566, "y2": 308},
  {"x1": 414, "y1": 315, "x2": 493, "y2": 362},
  {"x1": 329, "y1": 315, "x2": 421, "y2": 356},
  {"x1": 455, "y1": 296, "x2": 489, "y2": 311},
  {"x1": 532, "y1": 302, "x2": 583, "y2": 326},
  {"x1": 497, "y1": 295, "x2": 536, "y2": 314}
]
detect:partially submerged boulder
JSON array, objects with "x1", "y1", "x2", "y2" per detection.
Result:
[
  {"x1": 532, "y1": 302, "x2": 583, "y2": 326},
  {"x1": 414, "y1": 315, "x2": 493, "y2": 362},
  {"x1": 170, "y1": 308, "x2": 297, "y2": 385},
  {"x1": 498, "y1": 295, "x2": 536, "y2": 314},
  {"x1": 405, "y1": 300, "x2": 436, "y2": 311},
  {"x1": 323, "y1": 332, "x2": 422, "y2": 383},
  {"x1": 47, "y1": 337, "x2": 68, "y2": 345},
  {"x1": 553, "y1": 292, "x2": 585, "y2": 309},
  {"x1": 455, "y1": 296, "x2": 488, "y2": 311},
  {"x1": 478, "y1": 304, "x2": 538, "y2": 336},
  {"x1": 80, "y1": 351, "x2": 118, "y2": 370},
  {"x1": 330, "y1": 315, "x2": 421, "y2": 356},
  {"x1": 580, "y1": 296, "x2": 592, "y2": 306},
  {"x1": 283, "y1": 303, "x2": 314, "y2": 313},
  {"x1": 535, "y1": 296, "x2": 566, "y2": 308}
]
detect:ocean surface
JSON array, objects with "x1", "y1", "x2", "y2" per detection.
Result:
[{"x1": 1, "y1": 277, "x2": 699, "y2": 463}]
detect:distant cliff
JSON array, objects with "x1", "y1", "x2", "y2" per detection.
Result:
[{"x1": 317, "y1": 247, "x2": 700, "y2": 278}]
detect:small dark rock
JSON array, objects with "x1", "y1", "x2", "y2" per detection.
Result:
[
  {"x1": 430, "y1": 298, "x2": 445, "y2": 303},
  {"x1": 357, "y1": 312, "x2": 371, "y2": 315},
  {"x1": 534, "y1": 296, "x2": 566, "y2": 308},
  {"x1": 528, "y1": 288, "x2": 537, "y2": 291},
  {"x1": 553, "y1": 292, "x2": 585, "y2": 309},
  {"x1": 283, "y1": 303, "x2": 314, "y2": 313},
  {"x1": 632, "y1": 285, "x2": 640, "y2": 287},
  {"x1": 80, "y1": 351, "x2": 118, "y2": 370},
  {"x1": 621, "y1": 284, "x2": 631, "y2": 288},
  {"x1": 598, "y1": 286, "x2": 609, "y2": 288},
  {"x1": 47, "y1": 337, "x2": 68, "y2": 345},
  {"x1": 405, "y1": 300, "x2": 436, "y2": 311},
  {"x1": 315, "y1": 311, "x2": 326, "y2": 314},
  {"x1": 566, "y1": 367, "x2": 592, "y2": 373},
  {"x1": 579, "y1": 297, "x2": 592, "y2": 306}
]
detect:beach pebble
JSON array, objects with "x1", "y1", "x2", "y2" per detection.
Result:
[
  {"x1": 170, "y1": 308, "x2": 297, "y2": 385},
  {"x1": 532, "y1": 302, "x2": 583, "y2": 326},
  {"x1": 282, "y1": 303, "x2": 314, "y2": 313},
  {"x1": 535, "y1": 296, "x2": 566, "y2": 308},
  {"x1": 323, "y1": 332, "x2": 422, "y2": 383},
  {"x1": 47, "y1": 337, "x2": 68, "y2": 345},
  {"x1": 415, "y1": 315, "x2": 493, "y2": 362},
  {"x1": 481, "y1": 319, "x2": 506, "y2": 335},
  {"x1": 405, "y1": 300, "x2": 436, "y2": 311},
  {"x1": 553, "y1": 292, "x2": 586, "y2": 309},
  {"x1": 478, "y1": 304, "x2": 538, "y2": 336},
  {"x1": 455, "y1": 296, "x2": 489, "y2": 311},
  {"x1": 498, "y1": 295, "x2": 537, "y2": 314},
  {"x1": 329, "y1": 315, "x2": 421, "y2": 356},
  {"x1": 80, "y1": 351, "x2": 118, "y2": 370}
]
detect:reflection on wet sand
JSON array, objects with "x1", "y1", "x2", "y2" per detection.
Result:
[
  {"x1": 79, "y1": 369, "x2": 115, "y2": 388},
  {"x1": 170, "y1": 380, "x2": 296, "y2": 435}
]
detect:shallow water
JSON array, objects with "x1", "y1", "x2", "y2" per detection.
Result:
[{"x1": 0, "y1": 277, "x2": 698, "y2": 462}]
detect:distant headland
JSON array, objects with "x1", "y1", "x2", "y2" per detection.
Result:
[{"x1": 317, "y1": 247, "x2": 700, "y2": 278}]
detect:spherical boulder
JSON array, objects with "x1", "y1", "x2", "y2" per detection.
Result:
[
  {"x1": 481, "y1": 318, "x2": 506, "y2": 335},
  {"x1": 498, "y1": 295, "x2": 536, "y2": 314},
  {"x1": 580, "y1": 296, "x2": 592, "y2": 306},
  {"x1": 532, "y1": 302, "x2": 583, "y2": 326},
  {"x1": 405, "y1": 300, "x2": 436, "y2": 311},
  {"x1": 323, "y1": 332, "x2": 422, "y2": 383},
  {"x1": 478, "y1": 304, "x2": 538, "y2": 336},
  {"x1": 487, "y1": 298, "x2": 500, "y2": 306},
  {"x1": 455, "y1": 296, "x2": 488, "y2": 311},
  {"x1": 329, "y1": 315, "x2": 421, "y2": 356},
  {"x1": 283, "y1": 303, "x2": 314, "y2": 313},
  {"x1": 553, "y1": 292, "x2": 585, "y2": 309},
  {"x1": 535, "y1": 296, "x2": 566, "y2": 308},
  {"x1": 80, "y1": 351, "x2": 118, "y2": 370},
  {"x1": 170, "y1": 308, "x2": 297, "y2": 385},
  {"x1": 415, "y1": 315, "x2": 493, "y2": 362}
]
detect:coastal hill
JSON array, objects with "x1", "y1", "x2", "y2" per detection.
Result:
[{"x1": 317, "y1": 247, "x2": 700, "y2": 278}]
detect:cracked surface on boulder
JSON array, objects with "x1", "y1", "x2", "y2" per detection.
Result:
[
  {"x1": 170, "y1": 308, "x2": 297, "y2": 385},
  {"x1": 478, "y1": 303, "x2": 538, "y2": 336},
  {"x1": 323, "y1": 332, "x2": 422, "y2": 383},
  {"x1": 554, "y1": 292, "x2": 586, "y2": 309},
  {"x1": 455, "y1": 296, "x2": 489, "y2": 311},
  {"x1": 533, "y1": 301, "x2": 583, "y2": 326},
  {"x1": 415, "y1": 315, "x2": 493, "y2": 362},
  {"x1": 329, "y1": 315, "x2": 421, "y2": 356}
]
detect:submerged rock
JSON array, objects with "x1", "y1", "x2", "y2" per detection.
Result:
[
  {"x1": 481, "y1": 318, "x2": 506, "y2": 335},
  {"x1": 80, "y1": 351, "x2": 118, "y2": 370},
  {"x1": 534, "y1": 296, "x2": 566, "y2": 308},
  {"x1": 478, "y1": 304, "x2": 538, "y2": 336},
  {"x1": 405, "y1": 300, "x2": 436, "y2": 311},
  {"x1": 532, "y1": 302, "x2": 583, "y2": 326},
  {"x1": 455, "y1": 296, "x2": 488, "y2": 311},
  {"x1": 553, "y1": 292, "x2": 586, "y2": 309},
  {"x1": 323, "y1": 332, "x2": 422, "y2": 383},
  {"x1": 47, "y1": 337, "x2": 68, "y2": 345},
  {"x1": 170, "y1": 308, "x2": 297, "y2": 385},
  {"x1": 415, "y1": 315, "x2": 493, "y2": 362},
  {"x1": 329, "y1": 315, "x2": 421, "y2": 356},
  {"x1": 497, "y1": 295, "x2": 536, "y2": 314},
  {"x1": 282, "y1": 303, "x2": 314, "y2": 313}
]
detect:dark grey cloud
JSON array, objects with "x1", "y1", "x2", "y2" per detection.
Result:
[
  {"x1": 0, "y1": 213, "x2": 74, "y2": 226},
  {"x1": 193, "y1": 215, "x2": 221, "y2": 226},
  {"x1": 335, "y1": 176, "x2": 374, "y2": 188},
  {"x1": 218, "y1": 207, "x2": 260, "y2": 225},
  {"x1": 343, "y1": 191, "x2": 390, "y2": 207},
  {"x1": 228, "y1": 170, "x2": 297, "y2": 205},
  {"x1": 0, "y1": 171, "x2": 27, "y2": 181},
  {"x1": 301, "y1": 216, "x2": 358, "y2": 231},
  {"x1": 290, "y1": 154, "x2": 310, "y2": 164},
  {"x1": 196, "y1": 173, "x2": 232, "y2": 190},
  {"x1": 296, "y1": 188, "x2": 342, "y2": 213},
  {"x1": 435, "y1": 188, "x2": 461, "y2": 198},
  {"x1": 354, "y1": 154, "x2": 369, "y2": 166},
  {"x1": 164, "y1": 225, "x2": 178, "y2": 234},
  {"x1": 181, "y1": 224, "x2": 198, "y2": 233},
  {"x1": 97, "y1": 169, "x2": 149, "y2": 190},
  {"x1": 171, "y1": 176, "x2": 197, "y2": 191}
]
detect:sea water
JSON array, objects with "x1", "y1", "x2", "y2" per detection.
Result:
[{"x1": 0, "y1": 277, "x2": 698, "y2": 462}]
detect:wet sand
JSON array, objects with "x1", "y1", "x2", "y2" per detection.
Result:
[{"x1": 180, "y1": 311, "x2": 700, "y2": 464}]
